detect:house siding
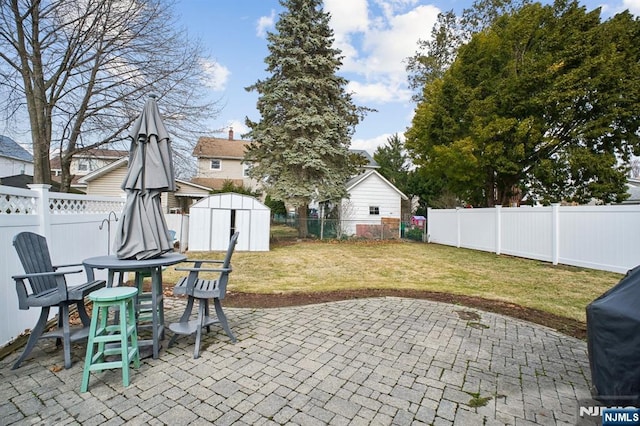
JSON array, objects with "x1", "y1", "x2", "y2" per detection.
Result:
[
  {"x1": 85, "y1": 166, "x2": 127, "y2": 198},
  {"x1": 0, "y1": 157, "x2": 33, "y2": 177},
  {"x1": 342, "y1": 172, "x2": 402, "y2": 236},
  {"x1": 197, "y1": 158, "x2": 244, "y2": 179},
  {"x1": 196, "y1": 158, "x2": 259, "y2": 189}
]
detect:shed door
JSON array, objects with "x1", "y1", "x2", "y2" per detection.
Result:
[
  {"x1": 210, "y1": 209, "x2": 251, "y2": 251},
  {"x1": 210, "y1": 209, "x2": 231, "y2": 251},
  {"x1": 234, "y1": 209, "x2": 251, "y2": 250}
]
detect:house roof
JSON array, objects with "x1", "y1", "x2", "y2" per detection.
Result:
[
  {"x1": 0, "y1": 174, "x2": 69, "y2": 192},
  {"x1": 351, "y1": 150, "x2": 379, "y2": 168},
  {"x1": 193, "y1": 137, "x2": 251, "y2": 159},
  {"x1": 0, "y1": 135, "x2": 33, "y2": 162},
  {"x1": 346, "y1": 170, "x2": 408, "y2": 200},
  {"x1": 50, "y1": 148, "x2": 128, "y2": 169},
  {"x1": 190, "y1": 177, "x2": 245, "y2": 190},
  {"x1": 177, "y1": 179, "x2": 212, "y2": 191}
]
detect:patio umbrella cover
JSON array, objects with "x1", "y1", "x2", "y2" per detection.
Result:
[{"x1": 115, "y1": 95, "x2": 176, "y2": 260}]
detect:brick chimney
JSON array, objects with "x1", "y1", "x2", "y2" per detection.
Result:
[{"x1": 228, "y1": 127, "x2": 234, "y2": 140}]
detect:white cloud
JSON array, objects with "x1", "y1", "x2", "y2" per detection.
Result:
[
  {"x1": 623, "y1": 0, "x2": 640, "y2": 14},
  {"x1": 227, "y1": 119, "x2": 249, "y2": 137},
  {"x1": 324, "y1": 0, "x2": 369, "y2": 34},
  {"x1": 324, "y1": 1, "x2": 440, "y2": 105},
  {"x1": 347, "y1": 80, "x2": 412, "y2": 103},
  {"x1": 256, "y1": 9, "x2": 276, "y2": 37},
  {"x1": 352, "y1": 132, "x2": 402, "y2": 154},
  {"x1": 361, "y1": 5, "x2": 439, "y2": 76},
  {"x1": 201, "y1": 59, "x2": 230, "y2": 91}
]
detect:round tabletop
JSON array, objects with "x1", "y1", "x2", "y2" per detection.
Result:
[{"x1": 83, "y1": 252, "x2": 187, "y2": 270}]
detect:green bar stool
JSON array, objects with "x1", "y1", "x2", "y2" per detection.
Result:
[{"x1": 81, "y1": 287, "x2": 140, "y2": 392}]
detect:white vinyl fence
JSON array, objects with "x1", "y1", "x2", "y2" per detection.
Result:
[
  {"x1": 427, "y1": 204, "x2": 640, "y2": 274},
  {"x1": 0, "y1": 184, "x2": 125, "y2": 347}
]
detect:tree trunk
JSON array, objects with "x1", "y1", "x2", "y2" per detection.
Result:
[
  {"x1": 60, "y1": 153, "x2": 73, "y2": 193},
  {"x1": 31, "y1": 137, "x2": 51, "y2": 184},
  {"x1": 297, "y1": 205, "x2": 308, "y2": 238}
]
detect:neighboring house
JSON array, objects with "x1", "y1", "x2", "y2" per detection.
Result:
[
  {"x1": 78, "y1": 157, "x2": 213, "y2": 213},
  {"x1": 340, "y1": 169, "x2": 408, "y2": 238},
  {"x1": 622, "y1": 177, "x2": 640, "y2": 204},
  {"x1": 0, "y1": 135, "x2": 33, "y2": 178},
  {"x1": 191, "y1": 129, "x2": 258, "y2": 191},
  {"x1": 0, "y1": 173, "x2": 67, "y2": 192},
  {"x1": 350, "y1": 149, "x2": 380, "y2": 172},
  {"x1": 50, "y1": 148, "x2": 128, "y2": 191}
]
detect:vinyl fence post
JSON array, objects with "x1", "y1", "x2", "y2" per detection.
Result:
[
  {"x1": 27, "y1": 184, "x2": 52, "y2": 241},
  {"x1": 495, "y1": 205, "x2": 502, "y2": 255},
  {"x1": 456, "y1": 207, "x2": 461, "y2": 248},
  {"x1": 426, "y1": 207, "x2": 431, "y2": 243},
  {"x1": 551, "y1": 203, "x2": 560, "y2": 265}
]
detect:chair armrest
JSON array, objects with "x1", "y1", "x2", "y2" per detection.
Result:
[
  {"x1": 14, "y1": 277, "x2": 29, "y2": 310},
  {"x1": 52, "y1": 262, "x2": 83, "y2": 270},
  {"x1": 183, "y1": 259, "x2": 225, "y2": 264},
  {"x1": 175, "y1": 267, "x2": 231, "y2": 273},
  {"x1": 12, "y1": 270, "x2": 78, "y2": 307},
  {"x1": 12, "y1": 269, "x2": 82, "y2": 280}
]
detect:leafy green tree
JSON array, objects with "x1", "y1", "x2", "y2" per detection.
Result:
[
  {"x1": 215, "y1": 180, "x2": 261, "y2": 198},
  {"x1": 264, "y1": 194, "x2": 287, "y2": 217},
  {"x1": 406, "y1": 1, "x2": 640, "y2": 206},
  {"x1": 406, "y1": 0, "x2": 531, "y2": 102},
  {"x1": 373, "y1": 134, "x2": 410, "y2": 190},
  {"x1": 245, "y1": 0, "x2": 368, "y2": 237}
]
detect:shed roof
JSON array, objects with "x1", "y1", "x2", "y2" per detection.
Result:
[
  {"x1": 346, "y1": 170, "x2": 408, "y2": 200},
  {"x1": 0, "y1": 135, "x2": 33, "y2": 162}
]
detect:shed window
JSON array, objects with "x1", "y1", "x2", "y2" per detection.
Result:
[
  {"x1": 369, "y1": 206, "x2": 380, "y2": 215},
  {"x1": 210, "y1": 159, "x2": 221, "y2": 170}
]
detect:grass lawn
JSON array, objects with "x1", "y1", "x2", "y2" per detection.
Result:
[{"x1": 164, "y1": 226, "x2": 622, "y2": 324}]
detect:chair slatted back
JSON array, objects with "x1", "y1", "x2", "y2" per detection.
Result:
[
  {"x1": 13, "y1": 232, "x2": 57, "y2": 295},
  {"x1": 218, "y1": 231, "x2": 239, "y2": 298}
]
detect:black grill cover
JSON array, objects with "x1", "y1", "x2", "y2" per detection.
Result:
[{"x1": 587, "y1": 265, "x2": 640, "y2": 405}]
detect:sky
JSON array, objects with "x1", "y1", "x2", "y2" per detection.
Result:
[{"x1": 174, "y1": 0, "x2": 640, "y2": 155}]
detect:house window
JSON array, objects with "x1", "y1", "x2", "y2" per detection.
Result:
[
  {"x1": 210, "y1": 159, "x2": 221, "y2": 170},
  {"x1": 77, "y1": 160, "x2": 89, "y2": 172},
  {"x1": 369, "y1": 206, "x2": 380, "y2": 215},
  {"x1": 243, "y1": 162, "x2": 252, "y2": 177}
]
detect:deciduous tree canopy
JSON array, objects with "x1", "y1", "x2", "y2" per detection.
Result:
[
  {"x1": 406, "y1": 0, "x2": 640, "y2": 206},
  {"x1": 0, "y1": 0, "x2": 220, "y2": 190}
]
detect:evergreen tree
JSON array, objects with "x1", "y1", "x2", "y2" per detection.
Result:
[
  {"x1": 244, "y1": 0, "x2": 368, "y2": 237},
  {"x1": 406, "y1": 1, "x2": 640, "y2": 206},
  {"x1": 373, "y1": 134, "x2": 410, "y2": 189}
]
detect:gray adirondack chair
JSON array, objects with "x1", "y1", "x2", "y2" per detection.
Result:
[
  {"x1": 12, "y1": 232, "x2": 106, "y2": 369},
  {"x1": 168, "y1": 231, "x2": 239, "y2": 358}
]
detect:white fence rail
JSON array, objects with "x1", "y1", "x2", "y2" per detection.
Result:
[
  {"x1": 427, "y1": 204, "x2": 640, "y2": 274},
  {"x1": 0, "y1": 184, "x2": 126, "y2": 347}
]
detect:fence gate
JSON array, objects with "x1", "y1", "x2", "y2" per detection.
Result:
[{"x1": 188, "y1": 193, "x2": 270, "y2": 251}]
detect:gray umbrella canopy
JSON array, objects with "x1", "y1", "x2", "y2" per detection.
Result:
[{"x1": 115, "y1": 95, "x2": 176, "y2": 260}]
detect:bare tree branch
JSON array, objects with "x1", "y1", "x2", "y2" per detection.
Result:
[{"x1": 0, "y1": 0, "x2": 223, "y2": 190}]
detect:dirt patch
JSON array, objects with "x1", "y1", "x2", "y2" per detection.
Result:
[{"x1": 218, "y1": 289, "x2": 587, "y2": 340}]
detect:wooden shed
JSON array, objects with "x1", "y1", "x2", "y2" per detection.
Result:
[{"x1": 188, "y1": 193, "x2": 270, "y2": 251}]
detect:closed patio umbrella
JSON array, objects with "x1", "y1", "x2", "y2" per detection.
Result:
[{"x1": 115, "y1": 95, "x2": 176, "y2": 260}]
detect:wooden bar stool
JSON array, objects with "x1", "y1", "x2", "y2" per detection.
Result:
[{"x1": 81, "y1": 287, "x2": 140, "y2": 392}]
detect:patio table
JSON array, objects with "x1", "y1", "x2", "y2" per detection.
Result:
[{"x1": 83, "y1": 253, "x2": 186, "y2": 359}]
